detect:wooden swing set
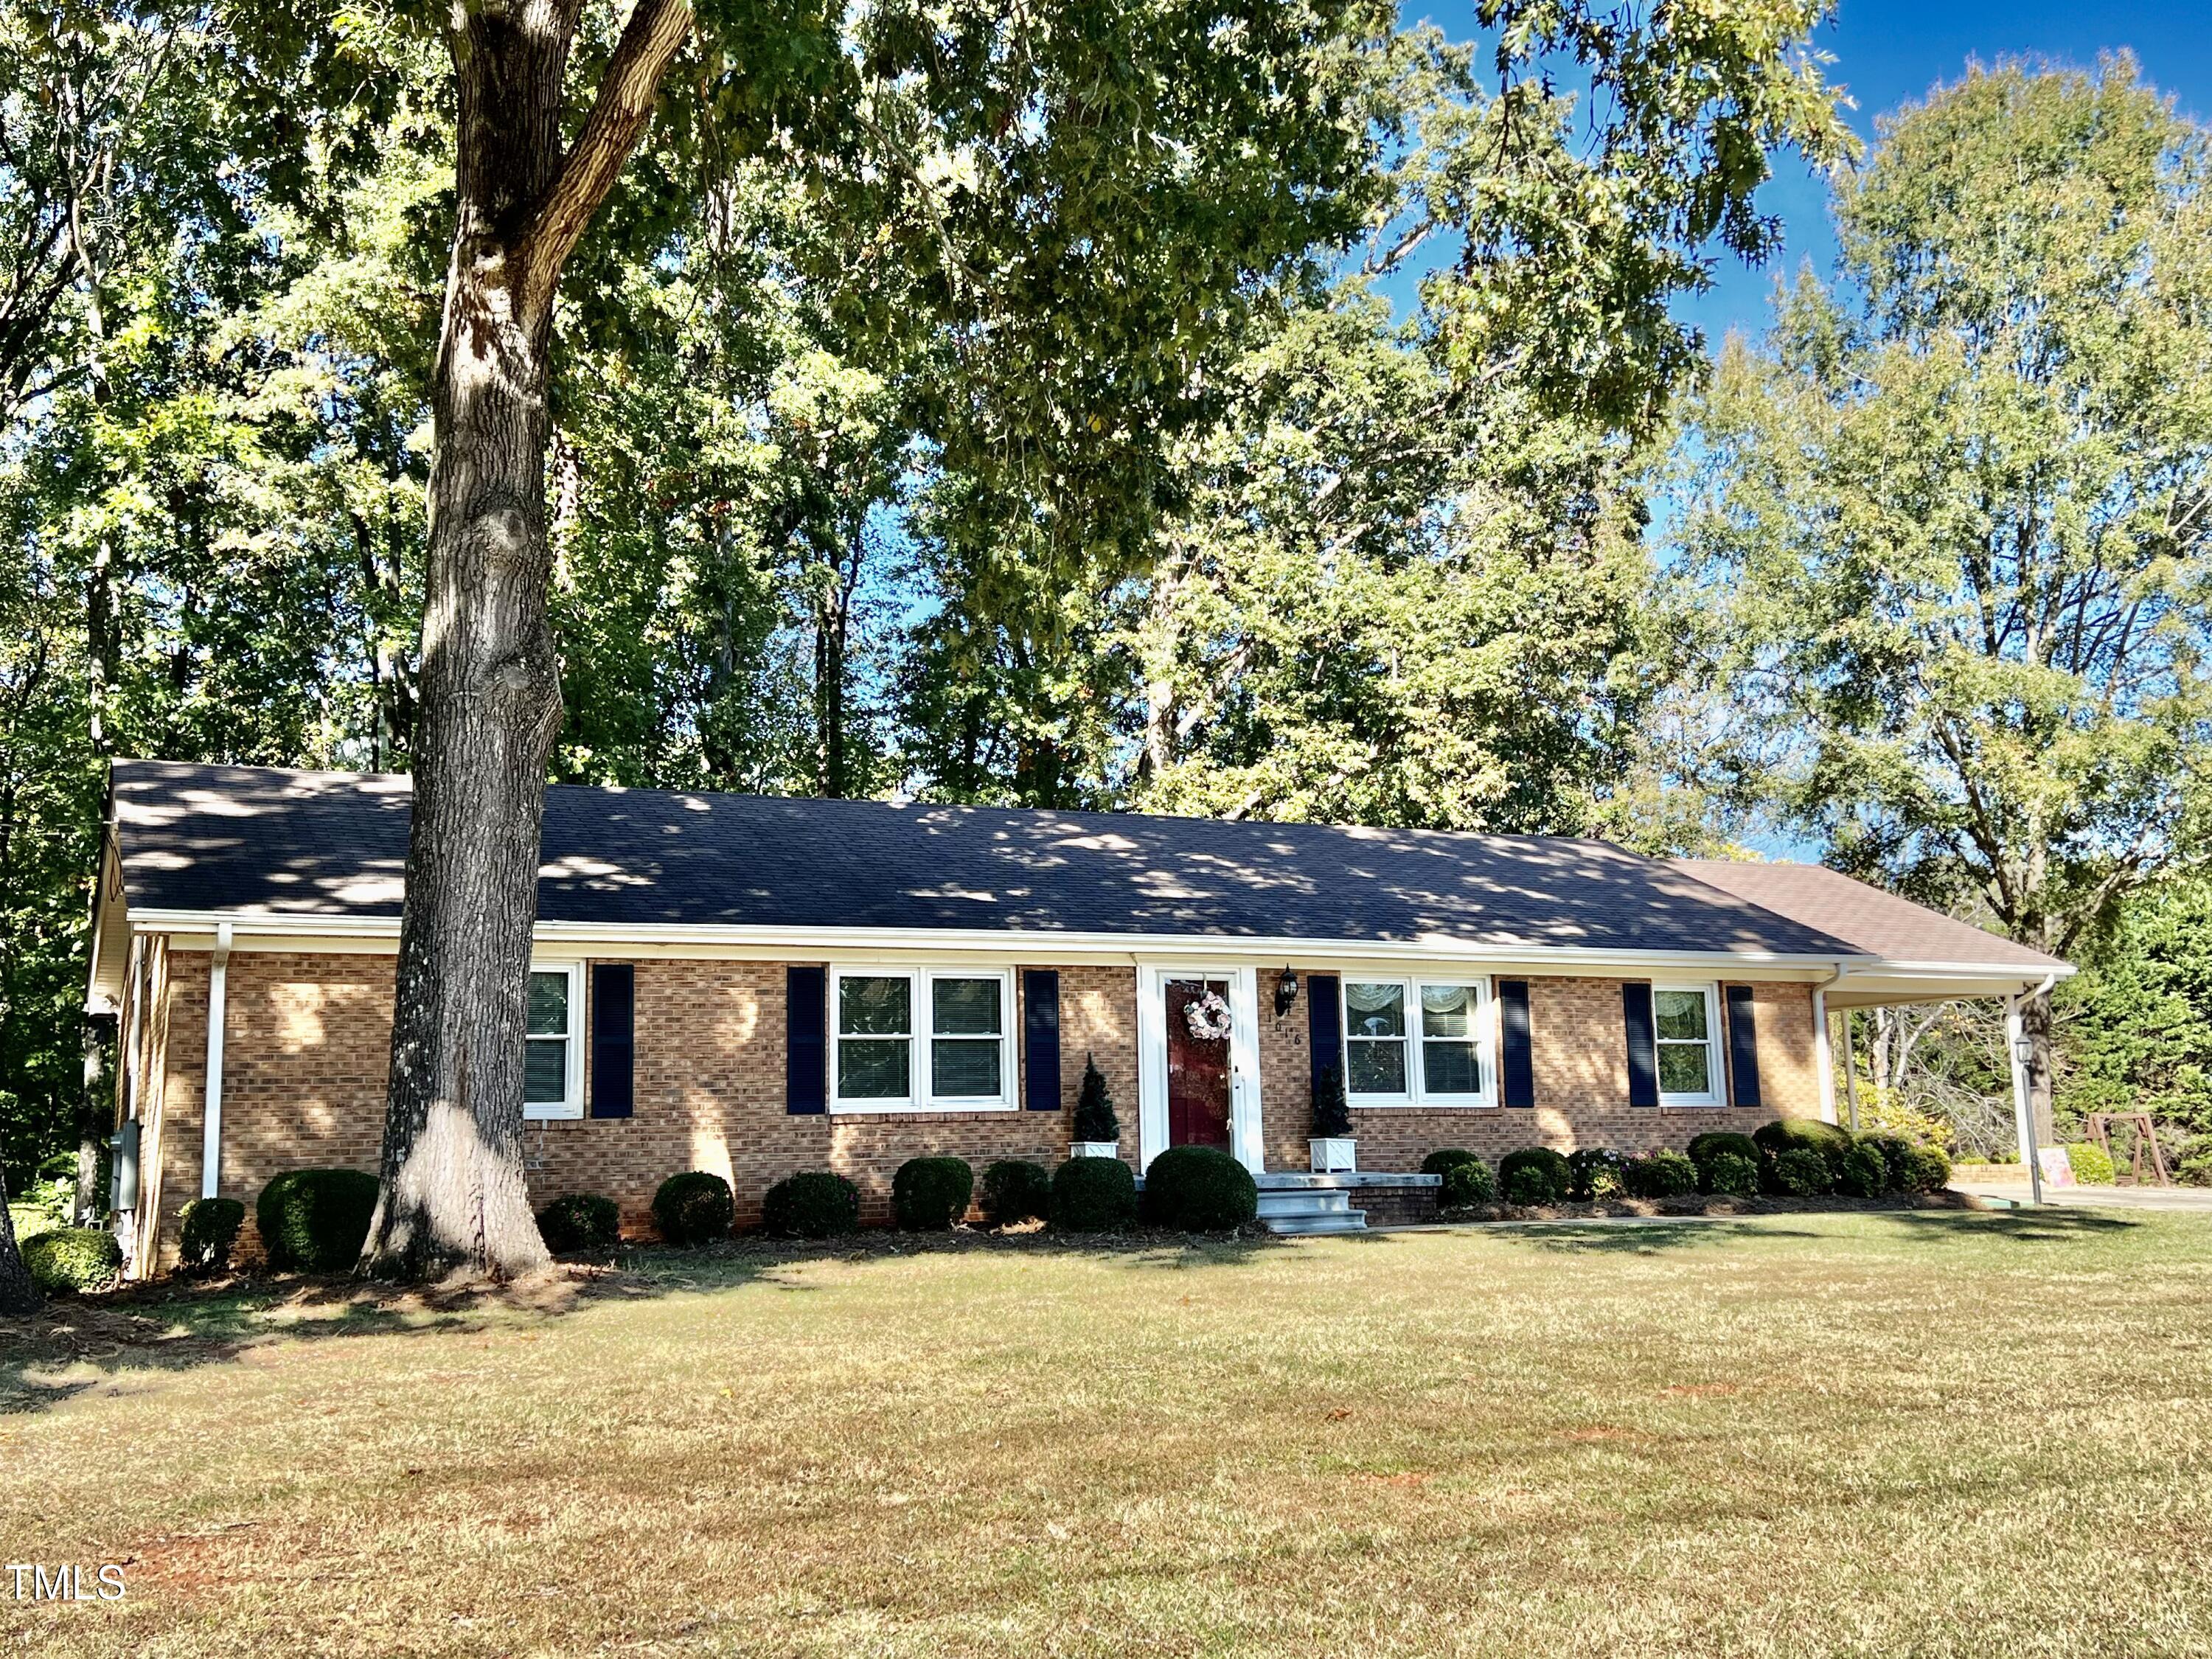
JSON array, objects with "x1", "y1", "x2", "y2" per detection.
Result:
[{"x1": 2085, "y1": 1112, "x2": 2171, "y2": 1186}]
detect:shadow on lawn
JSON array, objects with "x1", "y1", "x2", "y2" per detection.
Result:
[
  {"x1": 0, "y1": 1226, "x2": 1301, "y2": 1414},
  {"x1": 1509, "y1": 1206, "x2": 2140, "y2": 1256}
]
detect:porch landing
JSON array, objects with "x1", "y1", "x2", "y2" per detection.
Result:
[{"x1": 1253, "y1": 1171, "x2": 1443, "y2": 1236}]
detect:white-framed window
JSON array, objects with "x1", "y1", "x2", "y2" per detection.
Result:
[
  {"x1": 524, "y1": 960, "x2": 585, "y2": 1121},
  {"x1": 1341, "y1": 976, "x2": 1493, "y2": 1107},
  {"x1": 830, "y1": 967, "x2": 1015, "y2": 1113},
  {"x1": 1652, "y1": 984, "x2": 1722, "y2": 1106}
]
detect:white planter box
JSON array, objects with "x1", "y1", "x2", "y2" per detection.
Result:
[
  {"x1": 1069, "y1": 1141, "x2": 1121, "y2": 1161},
  {"x1": 1310, "y1": 1138, "x2": 1357, "y2": 1173}
]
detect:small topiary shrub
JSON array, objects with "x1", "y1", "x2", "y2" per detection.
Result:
[
  {"x1": 538, "y1": 1192, "x2": 621, "y2": 1254},
  {"x1": 759, "y1": 1172, "x2": 859, "y2": 1239},
  {"x1": 2063, "y1": 1141, "x2": 2116, "y2": 1186},
  {"x1": 653, "y1": 1171, "x2": 737, "y2": 1245},
  {"x1": 1769, "y1": 1146, "x2": 1833, "y2": 1197},
  {"x1": 1498, "y1": 1147, "x2": 1570, "y2": 1206},
  {"x1": 1072, "y1": 1054, "x2": 1121, "y2": 1144},
  {"x1": 1863, "y1": 1133, "x2": 1915, "y2": 1191},
  {"x1": 1754, "y1": 1116, "x2": 1854, "y2": 1172},
  {"x1": 1621, "y1": 1149, "x2": 1698, "y2": 1199},
  {"x1": 1311, "y1": 1061, "x2": 1352, "y2": 1140},
  {"x1": 893, "y1": 1157, "x2": 975, "y2": 1230},
  {"x1": 1688, "y1": 1130, "x2": 1761, "y2": 1172},
  {"x1": 1141, "y1": 1146, "x2": 1259, "y2": 1231},
  {"x1": 1900, "y1": 1144, "x2": 1952, "y2": 1194},
  {"x1": 1051, "y1": 1156, "x2": 1138, "y2": 1232},
  {"x1": 178, "y1": 1196, "x2": 246, "y2": 1273},
  {"x1": 1440, "y1": 1158, "x2": 1496, "y2": 1206},
  {"x1": 979, "y1": 1160, "x2": 1052, "y2": 1226},
  {"x1": 1419, "y1": 1149, "x2": 1481, "y2": 1177},
  {"x1": 1701, "y1": 1150, "x2": 1760, "y2": 1197},
  {"x1": 1835, "y1": 1141, "x2": 1888, "y2": 1199},
  {"x1": 257, "y1": 1168, "x2": 380, "y2": 1271},
  {"x1": 23, "y1": 1228, "x2": 121, "y2": 1293},
  {"x1": 1568, "y1": 1147, "x2": 1627, "y2": 1201}
]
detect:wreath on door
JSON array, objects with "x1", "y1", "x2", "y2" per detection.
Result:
[{"x1": 1184, "y1": 989, "x2": 1233, "y2": 1042}]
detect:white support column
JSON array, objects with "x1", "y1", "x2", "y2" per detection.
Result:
[
  {"x1": 1841, "y1": 1009, "x2": 1861, "y2": 1136},
  {"x1": 2006, "y1": 992, "x2": 2043, "y2": 1206},
  {"x1": 201, "y1": 922, "x2": 232, "y2": 1200}
]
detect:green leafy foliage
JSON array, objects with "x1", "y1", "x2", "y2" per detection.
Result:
[
  {"x1": 1688, "y1": 1131, "x2": 1761, "y2": 1170},
  {"x1": 1050, "y1": 1157, "x2": 1138, "y2": 1233},
  {"x1": 1139, "y1": 1147, "x2": 1259, "y2": 1232},
  {"x1": 1419, "y1": 1149, "x2": 1480, "y2": 1177},
  {"x1": 538, "y1": 1194, "x2": 622, "y2": 1255},
  {"x1": 1836, "y1": 1142, "x2": 1888, "y2": 1200},
  {"x1": 2062, "y1": 1143, "x2": 2116, "y2": 1187},
  {"x1": 1753, "y1": 1117, "x2": 1851, "y2": 1172},
  {"x1": 1622, "y1": 1150, "x2": 1697, "y2": 1199},
  {"x1": 1499, "y1": 1147, "x2": 1570, "y2": 1206},
  {"x1": 178, "y1": 1197, "x2": 246, "y2": 1273},
  {"x1": 1440, "y1": 1159, "x2": 1496, "y2": 1206},
  {"x1": 1568, "y1": 1147, "x2": 1627, "y2": 1201},
  {"x1": 1311, "y1": 1062, "x2": 1352, "y2": 1141},
  {"x1": 1700, "y1": 1151, "x2": 1760, "y2": 1198},
  {"x1": 892, "y1": 1157, "x2": 974, "y2": 1231},
  {"x1": 1768, "y1": 1147, "x2": 1833, "y2": 1198},
  {"x1": 256, "y1": 1169, "x2": 379, "y2": 1271},
  {"x1": 22, "y1": 1226, "x2": 120, "y2": 1292},
  {"x1": 760, "y1": 1172, "x2": 861, "y2": 1239},
  {"x1": 653, "y1": 1172, "x2": 737, "y2": 1245},
  {"x1": 1071, "y1": 1057, "x2": 1121, "y2": 1144},
  {"x1": 1901, "y1": 1144, "x2": 1952, "y2": 1195},
  {"x1": 978, "y1": 1160, "x2": 1052, "y2": 1227}
]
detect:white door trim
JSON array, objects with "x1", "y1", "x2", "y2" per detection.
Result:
[{"x1": 1136, "y1": 962, "x2": 1265, "y2": 1176}]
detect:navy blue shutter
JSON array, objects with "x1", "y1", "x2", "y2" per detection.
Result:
[
  {"x1": 1023, "y1": 970, "x2": 1061, "y2": 1110},
  {"x1": 787, "y1": 966, "x2": 827, "y2": 1114},
  {"x1": 1623, "y1": 982, "x2": 1660, "y2": 1108},
  {"x1": 588, "y1": 963, "x2": 634, "y2": 1119},
  {"x1": 1725, "y1": 984, "x2": 1762, "y2": 1108},
  {"x1": 1498, "y1": 979, "x2": 1535, "y2": 1108},
  {"x1": 1307, "y1": 973, "x2": 1342, "y2": 1088}
]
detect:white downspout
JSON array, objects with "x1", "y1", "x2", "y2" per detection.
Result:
[
  {"x1": 2007, "y1": 971, "x2": 2058, "y2": 1206},
  {"x1": 1811, "y1": 964, "x2": 1851, "y2": 1125},
  {"x1": 201, "y1": 921, "x2": 233, "y2": 1200}
]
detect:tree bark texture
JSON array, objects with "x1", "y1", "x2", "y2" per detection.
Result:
[
  {"x1": 362, "y1": 0, "x2": 690, "y2": 1280},
  {"x1": 0, "y1": 1166, "x2": 41, "y2": 1318}
]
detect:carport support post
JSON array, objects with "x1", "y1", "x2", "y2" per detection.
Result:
[
  {"x1": 1840, "y1": 1009, "x2": 1860, "y2": 1135},
  {"x1": 2006, "y1": 992, "x2": 2043, "y2": 1206}
]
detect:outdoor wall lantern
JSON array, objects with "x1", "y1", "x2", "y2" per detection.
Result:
[
  {"x1": 1274, "y1": 967, "x2": 1299, "y2": 1018},
  {"x1": 2013, "y1": 1036, "x2": 2036, "y2": 1071}
]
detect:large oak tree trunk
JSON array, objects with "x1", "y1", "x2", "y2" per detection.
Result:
[
  {"x1": 0, "y1": 1166, "x2": 41, "y2": 1318},
  {"x1": 361, "y1": 0, "x2": 690, "y2": 1281}
]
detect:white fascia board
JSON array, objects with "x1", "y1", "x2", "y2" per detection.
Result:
[{"x1": 129, "y1": 906, "x2": 1876, "y2": 980}]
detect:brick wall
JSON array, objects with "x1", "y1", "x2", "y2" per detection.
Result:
[{"x1": 138, "y1": 947, "x2": 1820, "y2": 1263}]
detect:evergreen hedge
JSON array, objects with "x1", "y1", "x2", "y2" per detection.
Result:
[
  {"x1": 256, "y1": 1169, "x2": 379, "y2": 1270},
  {"x1": 538, "y1": 1192, "x2": 622, "y2": 1253},
  {"x1": 1498, "y1": 1147, "x2": 1570, "y2": 1206},
  {"x1": 178, "y1": 1197, "x2": 246, "y2": 1272},
  {"x1": 1139, "y1": 1146, "x2": 1259, "y2": 1231},
  {"x1": 760, "y1": 1172, "x2": 859, "y2": 1239},
  {"x1": 979, "y1": 1160, "x2": 1053, "y2": 1226},
  {"x1": 653, "y1": 1172, "x2": 737, "y2": 1245},
  {"x1": 24, "y1": 1228, "x2": 122, "y2": 1293},
  {"x1": 1050, "y1": 1157, "x2": 1138, "y2": 1233},
  {"x1": 892, "y1": 1157, "x2": 975, "y2": 1230}
]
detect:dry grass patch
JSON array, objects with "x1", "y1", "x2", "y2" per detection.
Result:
[{"x1": 4, "y1": 1212, "x2": 2211, "y2": 1657}]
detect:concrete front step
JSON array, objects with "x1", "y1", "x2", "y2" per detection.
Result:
[
  {"x1": 1256, "y1": 1188, "x2": 1355, "y2": 1217},
  {"x1": 1256, "y1": 1185, "x2": 1369, "y2": 1234},
  {"x1": 1262, "y1": 1204, "x2": 1370, "y2": 1236}
]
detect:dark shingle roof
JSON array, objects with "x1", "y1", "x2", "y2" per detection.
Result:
[
  {"x1": 108, "y1": 759, "x2": 1875, "y2": 958},
  {"x1": 1669, "y1": 858, "x2": 2065, "y2": 970}
]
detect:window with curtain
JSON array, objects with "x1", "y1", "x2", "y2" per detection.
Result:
[
  {"x1": 1343, "y1": 981, "x2": 1408, "y2": 1095},
  {"x1": 1419, "y1": 982, "x2": 1486, "y2": 1098}
]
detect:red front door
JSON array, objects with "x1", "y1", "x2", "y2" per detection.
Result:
[{"x1": 1166, "y1": 978, "x2": 1232, "y2": 1148}]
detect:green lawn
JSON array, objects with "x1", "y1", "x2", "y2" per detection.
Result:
[{"x1": 4, "y1": 1211, "x2": 2211, "y2": 1657}]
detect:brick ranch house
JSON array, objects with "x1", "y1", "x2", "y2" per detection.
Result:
[{"x1": 89, "y1": 761, "x2": 2068, "y2": 1273}]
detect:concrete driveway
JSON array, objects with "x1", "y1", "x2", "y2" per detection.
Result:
[{"x1": 1957, "y1": 1180, "x2": 2212, "y2": 1212}]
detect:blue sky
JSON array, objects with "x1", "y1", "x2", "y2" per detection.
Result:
[{"x1": 1411, "y1": 0, "x2": 2212, "y2": 351}]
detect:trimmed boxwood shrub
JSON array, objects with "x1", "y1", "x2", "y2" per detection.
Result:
[
  {"x1": 980, "y1": 1160, "x2": 1052, "y2": 1226},
  {"x1": 1754, "y1": 1116, "x2": 1853, "y2": 1172},
  {"x1": 653, "y1": 1171, "x2": 737, "y2": 1245},
  {"x1": 257, "y1": 1168, "x2": 379, "y2": 1270},
  {"x1": 2064, "y1": 1141, "x2": 2116, "y2": 1186},
  {"x1": 1701, "y1": 1150, "x2": 1760, "y2": 1197},
  {"x1": 1419, "y1": 1148, "x2": 1481, "y2": 1177},
  {"x1": 1688, "y1": 1130, "x2": 1761, "y2": 1171},
  {"x1": 1051, "y1": 1156, "x2": 1138, "y2": 1233},
  {"x1": 1623, "y1": 1149, "x2": 1698, "y2": 1199},
  {"x1": 1440, "y1": 1158, "x2": 1496, "y2": 1207},
  {"x1": 1836, "y1": 1141, "x2": 1888, "y2": 1199},
  {"x1": 538, "y1": 1193, "x2": 621, "y2": 1254},
  {"x1": 1073, "y1": 1054, "x2": 1121, "y2": 1144},
  {"x1": 1498, "y1": 1147, "x2": 1570, "y2": 1206},
  {"x1": 759, "y1": 1172, "x2": 859, "y2": 1239},
  {"x1": 178, "y1": 1197, "x2": 246, "y2": 1272},
  {"x1": 893, "y1": 1157, "x2": 975, "y2": 1231},
  {"x1": 1863, "y1": 1133, "x2": 1915, "y2": 1191},
  {"x1": 1901, "y1": 1144, "x2": 1953, "y2": 1194},
  {"x1": 24, "y1": 1228, "x2": 122, "y2": 1292},
  {"x1": 1769, "y1": 1146, "x2": 1834, "y2": 1197},
  {"x1": 1141, "y1": 1146, "x2": 1259, "y2": 1231},
  {"x1": 1568, "y1": 1147, "x2": 1627, "y2": 1201}
]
